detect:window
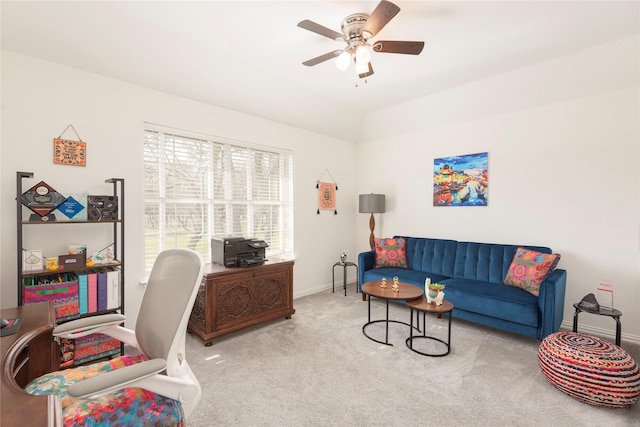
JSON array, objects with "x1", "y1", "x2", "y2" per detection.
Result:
[{"x1": 143, "y1": 125, "x2": 294, "y2": 273}]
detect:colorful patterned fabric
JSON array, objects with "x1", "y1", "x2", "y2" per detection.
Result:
[
  {"x1": 538, "y1": 332, "x2": 640, "y2": 407},
  {"x1": 24, "y1": 278, "x2": 79, "y2": 321},
  {"x1": 374, "y1": 237, "x2": 408, "y2": 268},
  {"x1": 25, "y1": 354, "x2": 185, "y2": 426},
  {"x1": 503, "y1": 247, "x2": 560, "y2": 296},
  {"x1": 73, "y1": 333, "x2": 121, "y2": 364}
]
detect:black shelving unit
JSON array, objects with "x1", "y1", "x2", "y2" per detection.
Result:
[{"x1": 16, "y1": 171, "x2": 125, "y2": 367}]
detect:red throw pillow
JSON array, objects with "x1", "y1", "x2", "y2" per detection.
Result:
[
  {"x1": 375, "y1": 238, "x2": 408, "y2": 268},
  {"x1": 503, "y1": 247, "x2": 560, "y2": 296}
]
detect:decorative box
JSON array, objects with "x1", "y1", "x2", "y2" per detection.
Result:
[{"x1": 59, "y1": 253, "x2": 86, "y2": 269}]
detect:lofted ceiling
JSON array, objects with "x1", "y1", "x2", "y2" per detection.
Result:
[{"x1": 2, "y1": 1, "x2": 638, "y2": 141}]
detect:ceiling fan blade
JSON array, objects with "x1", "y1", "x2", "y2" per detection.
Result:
[
  {"x1": 361, "y1": 0, "x2": 401, "y2": 38},
  {"x1": 302, "y1": 50, "x2": 343, "y2": 67},
  {"x1": 372, "y1": 40, "x2": 425, "y2": 55},
  {"x1": 358, "y1": 62, "x2": 374, "y2": 79},
  {"x1": 297, "y1": 20, "x2": 342, "y2": 41}
]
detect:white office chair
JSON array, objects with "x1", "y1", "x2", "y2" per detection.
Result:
[{"x1": 25, "y1": 248, "x2": 205, "y2": 426}]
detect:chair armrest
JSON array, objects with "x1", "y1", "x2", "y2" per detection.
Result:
[
  {"x1": 537, "y1": 268, "x2": 567, "y2": 339},
  {"x1": 53, "y1": 314, "x2": 125, "y2": 338},
  {"x1": 68, "y1": 358, "x2": 167, "y2": 398},
  {"x1": 357, "y1": 250, "x2": 375, "y2": 293},
  {"x1": 68, "y1": 358, "x2": 200, "y2": 406},
  {"x1": 53, "y1": 314, "x2": 141, "y2": 351}
]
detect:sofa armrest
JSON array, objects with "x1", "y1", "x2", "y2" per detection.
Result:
[
  {"x1": 357, "y1": 250, "x2": 375, "y2": 293},
  {"x1": 537, "y1": 268, "x2": 567, "y2": 339}
]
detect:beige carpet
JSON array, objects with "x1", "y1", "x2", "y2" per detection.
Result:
[{"x1": 185, "y1": 289, "x2": 640, "y2": 426}]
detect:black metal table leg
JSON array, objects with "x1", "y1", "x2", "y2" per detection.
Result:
[
  {"x1": 405, "y1": 299, "x2": 454, "y2": 357},
  {"x1": 362, "y1": 297, "x2": 418, "y2": 346},
  {"x1": 572, "y1": 307, "x2": 580, "y2": 332},
  {"x1": 332, "y1": 264, "x2": 336, "y2": 294},
  {"x1": 343, "y1": 264, "x2": 347, "y2": 296}
]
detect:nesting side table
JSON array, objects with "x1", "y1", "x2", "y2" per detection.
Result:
[{"x1": 406, "y1": 297, "x2": 454, "y2": 357}]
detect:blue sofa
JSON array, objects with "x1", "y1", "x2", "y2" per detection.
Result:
[{"x1": 358, "y1": 237, "x2": 566, "y2": 340}]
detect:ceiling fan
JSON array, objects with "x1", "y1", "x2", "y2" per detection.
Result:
[{"x1": 297, "y1": 0, "x2": 424, "y2": 79}]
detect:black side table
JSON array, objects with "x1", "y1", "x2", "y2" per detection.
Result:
[
  {"x1": 332, "y1": 261, "x2": 358, "y2": 296},
  {"x1": 572, "y1": 303, "x2": 622, "y2": 346}
]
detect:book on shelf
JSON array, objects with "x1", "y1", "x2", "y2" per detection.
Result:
[
  {"x1": 87, "y1": 272, "x2": 97, "y2": 313},
  {"x1": 106, "y1": 268, "x2": 120, "y2": 310},
  {"x1": 96, "y1": 269, "x2": 108, "y2": 312},
  {"x1": 77, "y1": 271, "x2": 88, "y2": 315}
]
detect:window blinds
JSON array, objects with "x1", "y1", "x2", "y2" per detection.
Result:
[{"x1": 143, "y1": 126, "x2": 293, "y2": 272}]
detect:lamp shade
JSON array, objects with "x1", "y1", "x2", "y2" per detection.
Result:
[{"x1": 359, "y1": 194, "x2": 385, "y2": 213}]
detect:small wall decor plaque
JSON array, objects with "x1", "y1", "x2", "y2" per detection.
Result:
[{"x1": 54, "y1": 124, "x2": 86, "y2": 166}]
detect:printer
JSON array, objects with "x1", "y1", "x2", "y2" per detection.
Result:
[{"x1": 211, "y1": 236, "x2": 268, "y2": 267}]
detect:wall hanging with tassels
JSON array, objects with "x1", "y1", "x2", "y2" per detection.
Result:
[{"x1": 316, "y1": 169, "x2": 338, "y2": 215}]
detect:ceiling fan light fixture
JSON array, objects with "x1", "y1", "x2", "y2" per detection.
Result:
[
  {"x1": 335, "y1": 51, "x2": 351, "y2": 71},
  {"x1": 355, "y1": 45, "x2": 371, "y2": 64}
]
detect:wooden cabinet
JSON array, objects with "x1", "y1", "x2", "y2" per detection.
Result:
[{"x1": 188, "y1": 260, "x2": 295, "y2": 346}]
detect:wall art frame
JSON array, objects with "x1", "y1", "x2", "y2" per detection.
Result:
[{"x1": 433, "y1": 152, "x2": 488, "y2": 207}]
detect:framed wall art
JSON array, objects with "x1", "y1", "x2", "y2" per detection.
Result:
[
  {"x1": 53, "y1": 124, "x2": 86, "y2": 166},
  {"x1": 433, "y1": 152, "x2": 488, "y2": 207}
]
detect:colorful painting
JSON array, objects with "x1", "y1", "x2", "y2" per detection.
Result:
[{"x1": 433, "y1": 152, "x2": 488, "y2": 206}]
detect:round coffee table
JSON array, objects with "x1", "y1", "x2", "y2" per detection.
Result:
[
  {"x1": 405, "y1": 297, "x2": 454, "y2": 357},
  {"x1": 361, "y1": 281, "x2": 423, "y2": 346}
]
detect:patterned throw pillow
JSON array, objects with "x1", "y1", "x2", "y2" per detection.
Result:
[
  {"x1": 503, "y1": 247, "x2": 560, "y2": 296},
  {"x1": 375, "y1": 237, "x2": 408, "y2": 268}
]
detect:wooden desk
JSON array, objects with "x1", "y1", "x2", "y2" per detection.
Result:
[
  {"x1": 1, "y1": 302, "x2": 59, "y2": 427},
  {"x1": 188, "y1": 260, "x2": 295, "y2": 346}
]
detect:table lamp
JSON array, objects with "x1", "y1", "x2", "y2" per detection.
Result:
[{"x1": 359, "y1": 193, "x2": 385, "y2": 250}]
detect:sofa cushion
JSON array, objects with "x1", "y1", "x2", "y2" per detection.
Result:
[
  {"x1": 503, "y1": 247, "x2": 560, "y2": 296},
  {"x1": 441, "y1": 278, "x2": 539, "y2": 327},
  {"x1": 398, "y1": 237, "x2": 457, "y2": 276},
  {"x1": 374, "y1": 237, "x2": 408, "y2": 268}
]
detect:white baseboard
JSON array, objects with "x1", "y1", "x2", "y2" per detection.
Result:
[{"x1": 293, "y1": 278, "x2": 358, "y2": 299}]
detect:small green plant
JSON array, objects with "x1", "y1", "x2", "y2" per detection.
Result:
[{"x1": 428, "y1": 283, "x2": 445, "y2": 291}]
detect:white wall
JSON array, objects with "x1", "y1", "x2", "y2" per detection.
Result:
[
  {"x1": 0, "y1": 51, "x2": 358, "y2": 327},
  {"x1": 357, "y1": 36, "x2": 640, "y2": 343},
  {"x1": 3, "y1": 35, "x2": 638, "y2": 344}
]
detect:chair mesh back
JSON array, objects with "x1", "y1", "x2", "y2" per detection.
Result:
[{"x1": 136, "y1": 249, "x2": 203, "y2": 360}]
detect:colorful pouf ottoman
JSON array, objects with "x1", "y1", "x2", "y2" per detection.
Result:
[{"x1": 538, "y1": 332, "x2": 640, "y2": 407}]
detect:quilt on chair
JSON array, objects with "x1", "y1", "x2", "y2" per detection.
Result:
[{"x1": 25, "y1": 354, "x2": 184, "y2": 427}]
